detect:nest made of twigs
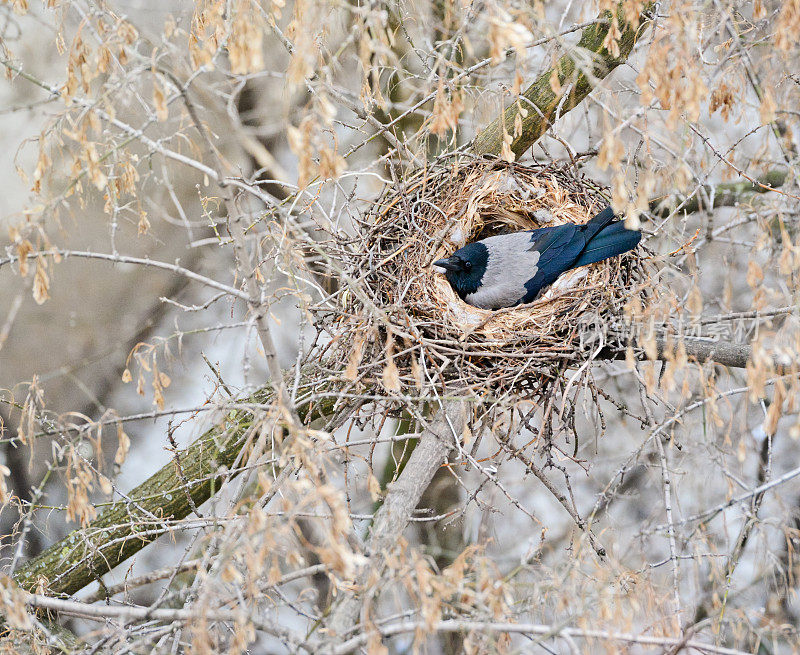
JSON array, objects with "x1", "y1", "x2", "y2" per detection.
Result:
[{"x1": 322, "y1": 157, "x2": 649, "y2": 398}]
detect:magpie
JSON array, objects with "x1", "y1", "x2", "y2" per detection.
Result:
[{"x1": 432, "y1": 207, "x2": 641, "y2": 310}]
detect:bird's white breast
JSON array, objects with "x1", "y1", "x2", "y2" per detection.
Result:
[{"x1": 463, "y1": 232, "x2": 540, "y2": 310}]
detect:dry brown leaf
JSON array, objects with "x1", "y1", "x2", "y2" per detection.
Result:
[
  {"x1": 115, "y1": 425, "x2": 130, "y2": 466},
  {"x1": 32, "y1": 259, "x2": 50, "y2": 305}
]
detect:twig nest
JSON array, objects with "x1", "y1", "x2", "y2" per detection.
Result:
[{"x1": 325, "y1": 157, "x2": 648, "y2": 397}]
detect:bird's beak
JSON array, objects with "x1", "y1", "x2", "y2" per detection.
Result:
[{"x1": 433, "y1": 258, "x2": 458, "y2": 273}]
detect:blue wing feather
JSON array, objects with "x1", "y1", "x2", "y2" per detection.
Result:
[
  {"x1": 582, "y1": 206, "x2": 616, "y2": 239},
  {"x1": 572, "y1": 221, "x2": 641, "y2": 268},
  {"x1": 520, "y1": 224, "x2": 585, "y2": 303}
]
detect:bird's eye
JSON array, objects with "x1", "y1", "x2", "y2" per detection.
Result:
[{"x1": 464, "y1": 261, "x2": 472, "y2": 270}]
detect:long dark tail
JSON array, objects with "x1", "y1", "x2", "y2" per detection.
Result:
[{"x1": 573, "y1": 208, "x2": 641, "y2": 268}]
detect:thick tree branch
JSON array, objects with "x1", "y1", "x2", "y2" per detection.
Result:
[
  {"x1": 650, "y1": 169, "x2": 788, "y2": 217},
  {"x1": 471, "y1": 6, "x2": 651, "y2": 158},
  {"x1": 12, "y1": 384, "x2": 334, "y2": 596},
  {"x1": 657, "y1": 337, "x2": 752, "y2": 369},
  {"x1": 631, "y1": 337, "x2": 754, "y2": 370},
  {"x1": 318, "y1": 401, "x2": 465, "y2": 643}
]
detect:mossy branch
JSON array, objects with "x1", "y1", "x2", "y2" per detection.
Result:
[
  {"x1": 471, "y1": 5, "x2": 651, "y2": 158},
  {"x1": 13, "y1": 383, "x2": 334, "y2": 597}
]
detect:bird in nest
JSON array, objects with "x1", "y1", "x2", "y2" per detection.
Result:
[{"x1": 433, "y1": 206, "x2": 641, "y2": 310}]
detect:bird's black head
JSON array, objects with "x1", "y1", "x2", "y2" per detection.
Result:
[{"x1": 433, "y1": 242, "x2": 488, "y2": 299}]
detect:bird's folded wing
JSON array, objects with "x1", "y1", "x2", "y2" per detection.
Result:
[{"x1": 521, "y1": 225, "x2": 585, "y2": 303}]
